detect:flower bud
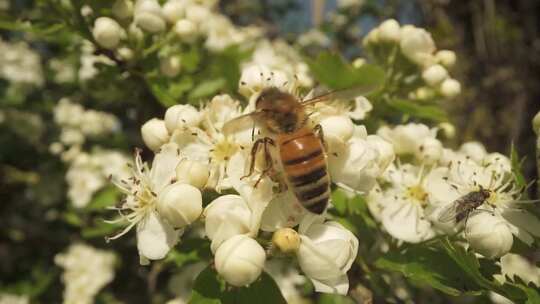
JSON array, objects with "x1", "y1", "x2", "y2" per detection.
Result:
[
  {"x1": 436, "y1": 50, "x2": 456, "y2": 68},
  {"x1": 352, "y1": 58, "x2": 366, "y2": 68},
  {"x1": 113, "y1": 0, "x2": 134, "y2": 19},
  {"x1": 366, "y1": 135, "x2": 395, "y2": 172},
  {"x1": 117, "y1": 47, "x2": 134, "y2": 61},
  {"x1": 134, "y1": 0, "x2": 166, "y2": 33},
  {"x1": 141, "y1": 118, "x2": 169, "y2": 151},
  {"x1": 400, "y1": 25, "x2": 436, "y2": 67},
  {"x1": 533, "y1": 111, "x2": 540, "y2": 135},
  {"x1": 459, "y1": 141, "x2": 487, "y2": 163},
  {"x1": 483, "y1": 153, "x2": 512, "y2": 174},
  {"x1": 160, "y1": 56, "x2": 182, "y2": 77},
  {"x1": 438, "y1": 122, "x2": 455, "y2": 139},
  {"x1": 157, "y1": 182, "x2": 203, "y2": 228},
  {"x1": 175, "y1": 159, "x2": 209, "y2": 189},
  {"x1": 164, "y1": 104, "x2": 202, "y2": 133},
  {"x1": 174, "y1": 19, "x2": 198, "y2": 40},
  {"x1": 378, "y1": 19, "x2": 401, "y2": 42},
  {"x1": 465, "y1": 213, "x2": 513, "y2": 259},
  {"x1": 215, "y1": 235, "x2": 266, "y2": 287},
  {"x1": 92, "y1": 17, "x2": 123, "y2": 49},
  {"x1": 162, "y1": 0, "x2": 185, "y2": 23},
  {"x1": 128, "y1": 22, "x2": 144, "y2": 42},
  {"x1": 319, "y1": 115, "x2": 354, "y2": 145},
  {"x1": 204, "y1": 195, "x2": 252, "y2": 252},
  {"x1": 422, "y1": 64, "x2": 448, "y2": 86},
  {"x1": 440, "y1": 78, "x2": 461, "y2": 98},
  {"x1": 416, "y1": 137, "x2": 443, "y2": 164},
  {"x1": 272, "y1": 228, "x2": 300, "y2": 254},
  {"x1": 297, "y1": 219, "x2": 358, "y2": 294}
]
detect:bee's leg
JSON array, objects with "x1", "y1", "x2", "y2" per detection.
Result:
[
  {"x1": 254, "y1": 138, "x2": 275, "y2": 187},
  {"x1": 313, "y1": 124, "x2": 327, "y2": 151},
  {"x1": 242, "y1": 138, "x2": 266, "y2": 180}
]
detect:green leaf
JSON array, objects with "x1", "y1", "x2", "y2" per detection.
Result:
[
  {"x1": 387, "y1": 99, "x2": 448, "y2": 122},
  {"x1": 149, "y1": 80, "x2": 177, "y2": 107},
  {"x1": 166, "y1": 238, "x2": 211, "y2": 268},
  {"x1": 306, "y1": 52, "x2": 385, "y2": 90},
  {"x1": 188, "y1": 78, "x2": 226, "y2": 101},
  {"x1": 510, "y1": 144, "x2": 527, "y2": 191},
  {"x1": 189, "y1": 267, "x2": 287, "y2": 304},
  {"x1": 375, "y1": 243, "x2": 477, "y2": 296},
  {"x1": 85, "y1": 186, "x2": 120, "y2": 211},
  {"x1": 318, "y1": 294, "x2": 356, "y2": 304}
]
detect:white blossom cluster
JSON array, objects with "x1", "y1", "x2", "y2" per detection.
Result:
[
  {"x1": 90, "y1": 0, "x2": 261, "y2": 77},
  {"x1": 51, "y1": 98, "x2": 130, "y2": 208},
  {"x1": 366, "y1": 122, "x2": 540, "y2": 258},
  {"x1": 0, "y1": 38, "x2": 44, "y2": 87},
  {"x1": 243, "y1": 39, "x2": 314, "y2": 88},
  {"x1": 108, "y1": 65, "x2": 394, "y2": 294},
  {"x1": 363, "y1": 19, "x2": 461, "y2": 99},
  {"x1": 55, "y1": 243, "x2": 116, "y2": 304}
]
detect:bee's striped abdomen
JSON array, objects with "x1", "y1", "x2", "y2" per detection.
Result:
[{"x1": 278, "y1": 127, "x2": 329, "y2": 214}]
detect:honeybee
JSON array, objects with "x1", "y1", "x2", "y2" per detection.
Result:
[
  {"x1": 223, "y1": 85, "x2": 371, "y2": 214},
  {"x1": 437, "y1": 186, "x2": 492, "y2": 224}
]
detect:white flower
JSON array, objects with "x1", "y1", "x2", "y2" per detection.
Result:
[
  {"x1": 238, "y1": 64, "x2": 289, "y2": 98},
  {"x1": 422, "y1": 64, "x2": 448, "y2": 86},
  {"x1": 349, "y1": 96, "x2": 373, "y2": 120},
  {"x1": 378, "y1": 19, "x2": 401, "y2": 42},
  {"x1": 319, "y1": 115, "x2": 354, "y2": 146},
  {"x1": 214, "y1": 235, "x2": 266, "y2": 287},
  {"x1": 164, "y1": 104, "x2": 202, "y2": 133},
  {"x1": 328, "y1": 135, "x2": 381, "y2": 193},
  {"x1": 141, "y1": 118, "x2": 170, "y2": 151},
  {"x1": 108, "y1": 143, "x2": 186, "y2": 263},
  {"x1": 134, "y1": 0, "x2": 166, "y2": 33},
  {"x1": 160, "y1": 55, "x2": 182, "y2": 77},
  {"x1": 366, "y1": 135, "x2": 395, "y2": 172},
  {"x1": 378, "y1": 164, "x2": 437, "y2": 243},
  {"x1": 112, "y1": 0, "x2": 134, "y2": 19},
  {"x1": 465, "y1": 212, "x2": 513, "y2": 258},
  {"x1": 55, "y1": 243, "x2": 116, "y2": 304},
  {"x1": 92, "y1": 17, "x2": 123, "y2": 50},
  {"x1": 296, "y1": 215, "x2": 358, "y2": 294},
  {"x1": 440, "y1": 78, "x2": 461, "y2": 98},
  {"x1": 260, "y1": 190, "x2": 306, "y2": 232},
  {"x1": 400, "y1": 25, "x2": 436, "y2": 67},
  {"x1": 496, "y1": 254, "x2": 540, "y2": 287},
  {"x1": 459, "y1": 141, "x2": 487, "y2": 163},
  {"x1": 435, "y1": 50, "x2": 456, "y2": 68},
  {"x1": 0, "y1": 39, "x2": 44, "y2": 86},
  {"x1": 162, "y1": 0, "x2": 186, "y2": 24},
  {"x1": 415, "y1": 137, "x2": 443, "y2": 164},
  {"x1": 377, "y1": 123, "x2": 437, "y2": 155}
]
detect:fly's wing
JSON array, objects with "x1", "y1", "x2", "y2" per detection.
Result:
[
  {"x1": 301, "y1": 84, "x2": 378, "y2": 106},
  {"x1": 437, "y1": 201, "x2": 460, "y2": 223},
  {"x1": 222, "y1": 112, "x2": 261, "y2": 136}
]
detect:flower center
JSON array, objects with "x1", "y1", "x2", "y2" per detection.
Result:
[
  {"x1": 211, "y1": 137, "x2": 239, "y2": 163},
  {"x1": 406, "y1": 185, "x2": 428, "y2": 205}
]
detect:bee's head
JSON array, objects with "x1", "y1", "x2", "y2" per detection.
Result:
[{"x1": 255, "y1": 87, "x2": 305, "y2": 133}]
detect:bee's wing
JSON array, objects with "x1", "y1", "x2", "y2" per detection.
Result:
[
  {"x1": 437, "y1": 201, "x2": 460, "y2": 223},
  {"x1": 301, "y1": 84, "x2": 378, "y2": 106},
  {"x1": 222, "y1": 112, "x2": 261, "y2": 135}
]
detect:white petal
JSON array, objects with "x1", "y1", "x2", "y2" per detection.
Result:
[
  {"x1": 150, "y1": 142, "x2": 181, "y2": 191},
  {"x1": 381, "y1": 200, "x2": 434, "y2": 243},
  {"x1": 136, "y1": 211, "x2": 182, "y2": 261},
  {"x1": 310, "y1": 275, "x2": 349, "y2": 295},
  {"x1": 260, "y1": 190, "x2": 306, "y2": 232}
]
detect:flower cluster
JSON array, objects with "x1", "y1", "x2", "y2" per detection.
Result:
[
  {"x1": 55, "y1": 243, "x2": 116, "y2": 304},
  {"x1": 90, "y1": 0, "x2": 261, "y2": 65},
  {"x1": 51, "y1": 98, "x2": 130, "y2": 208},
  {"x1": 367, "y1": 122, "x2": 540, "y2": 258},
  {"x1": 108, "y1": 65, "x2": 395, "y2": 294},
  {"x1": 0, "y1": 38, "x2": 44, "y2": 87},
  {"x1": 363, "y1": 19, "x2": 461, "y2": 99},
  {"x1": 0, "y1": 294, "x2": 29, "y2": 304}
]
